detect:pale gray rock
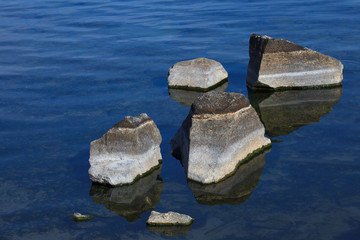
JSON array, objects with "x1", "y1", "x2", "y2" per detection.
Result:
[
  {"x1": 146, "y1": 211, "x2": 194, "y2": 226},
  {"x1": 88, "y1": 113, "x2": 162, "y2": 186},
  {"x1": 169, "y1": 81, "x2": 228, "y2": 107},
  {"x1": 248, "y1": 87, "x2": 343, "y2": 137},
  {"x1": 90, "y1": 167, "x2": 163, "y2": 222},
  {"x1": 168, "y1": 58, "x2": 228, "y2": 91},
  {"x1": 247, "y1": 34, "x2": 344, "y2": 90},
  {"x1": 171, "y1": 91, "x2": 271, "y2": 184}
]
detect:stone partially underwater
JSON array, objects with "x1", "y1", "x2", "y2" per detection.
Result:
[
  {"x1": 171, "y1": 91, "x2": 271, "y2": 184},
  {"x1": 188, "y1": 151, "x2": 268, "y2": 206},
  {"x1": 90, "y1": 167, "x2": 163, "y2": 222},
  {"x1": 248, "y1": 87, "x2": 343, "y2": 138},
  {"x1": 169, "y1": 81, "x2": 228, "y2": 107},
  {"x1": 247, "y1": 34, "x2": 343, "y2": 90},
  {"x1": 88, "y1": 113, "x2": 162, "y2": 186},
  {"x1": 168, "y1": 58, "x2": 228, "y2": 91}
]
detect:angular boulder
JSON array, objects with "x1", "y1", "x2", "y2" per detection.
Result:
[
  {"x1": 247, "y1": 34, "x2": 343, "y2": 90},
  {"x1": 88, "y1": 113, "x2": 162, "y2": 186},
  {"x1": 146, "y1": 211, "x2": 194, "y2": 226},
  {"x1": 168, "y1": 58, "x2": 228, "y2": 91},
  {"x1": 171, "y1": 91, "x2": 271, "y2": 184}
]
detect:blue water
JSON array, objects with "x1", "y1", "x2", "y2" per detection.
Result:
[{"x1": 1, "y1": 0, "x2": 359, "y2": 239}]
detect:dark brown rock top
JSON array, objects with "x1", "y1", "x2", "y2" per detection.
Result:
[
  {"x1": 113, "y1": 113, "x2": 152, "y2": 129},
  {"x1": 250, "y1": 33, "x2": 306, "y2": 54},
  {"x1": 191, "y1": 92, "x2": 250, "y2": 115}
]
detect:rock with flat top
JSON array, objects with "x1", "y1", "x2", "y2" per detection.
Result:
[
  {"x1": 246, "y1": 34, "x2": 343, "y2": 90},
  {"x1": 88, "y1": 113, "x2": 162, "y2": 186},
  {"x1": 146, "y1": 211, "x2": 194, "y2": 226},
  {"x1": 168, "y1": 58, "x2": 228, "y2": 91},
  {"x1": 171, "y1": 91, "x2": 271, "y2": 184}
]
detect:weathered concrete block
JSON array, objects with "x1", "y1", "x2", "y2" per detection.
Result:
[
  {"x1": 88, "y1": 113, "x2": 162, "y2": 186},
  {"x1": 247, "y1": 34, "x2": 343, "y2": 90},
  {"x1": 171, "y1": 92, "x2": 271, "y2": 184},
  {"x1": 146, "y1": 211, "x2": 194, "y2": 226},
  {"x1": 168, "y1": 58, "x2": 228, "y2": 91}
]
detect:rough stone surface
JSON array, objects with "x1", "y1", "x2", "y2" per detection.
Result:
[
  {"x1": 146, "y1": 211, "x2": 194, "y2": 226},
  {"x1": 169, "y1": 81, "x2": 228, "y2": 107},
  {"x1": 171, "y1": 91, "x2": 271, "y2": 184},
  {"x1": 188, "y1": 151, "x2": 268, "y2": 206},
  {"x1": 168, "y1": 58, "x2": 228, "y2": 90},
  {"x1": 246, "y1": 34, "x2": 344, "y2": 90},
  {"x1": 90, "y1": 167, "x2": 163, "y2": 222},
  {"x1": 248, "y1": 87, "x2": 343, "y2": 137},
  {"x1": 88, "y1": 113, "x2": 162, "y2": 186}
]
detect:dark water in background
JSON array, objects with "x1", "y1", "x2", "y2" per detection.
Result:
[{"x1": 0, "y1": 0, "x2": 359, "y2": 239}]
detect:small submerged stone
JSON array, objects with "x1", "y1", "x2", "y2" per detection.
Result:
[
  {"x1": 146, "y1": 211, "x2": 194, "y2": 226},
  {"x1": 88, "y1": 113, "x2": 162, "y2": 186},
  {"x1": 171, "y1": 91, "x2": 271, "y2": 184},
  {"x1": 246, "y1": 33, "x2": 344, "y2": 90},
  {"x1": 168, "y1": 58, "x2": 228, "y2": 91},
  {"x1": 71, "y1": 212, "x2": 94, "y2": 222}
]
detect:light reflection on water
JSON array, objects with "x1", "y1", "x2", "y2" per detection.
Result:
[{"x1": 0, "y1": 0, "x2": 359, "y2": 239}]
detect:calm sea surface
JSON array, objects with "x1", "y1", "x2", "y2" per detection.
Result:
[{"x1": 1, "y1": 0, "x2": 359, "y2": 239}]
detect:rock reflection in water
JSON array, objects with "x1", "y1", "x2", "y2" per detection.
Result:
[
  {"x1": 168, "y1": 81, "x2": 228, "y2": 106},
  {"x1": 188, "y1": 151, "x2": 268, "y2": 206},
  {"x1": 89, "y1": 168, "x2": 163, "y2": 222},
  {"x1": 248, "y1": 87, "x2": 343, "y2": 138},
  {"x1": 147, "y1": 225, "x2": 192, "y2": 236}
]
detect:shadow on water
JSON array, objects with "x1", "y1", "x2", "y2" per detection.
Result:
[
  {"x1": 187, "y1": 151, "x2": 269, "y2": 206},
  {"x1": 248, "y1": 87, "x2": 343, "y2": 138},
  {"x1": 89, "y1": 167, "x2": 163, "y2": 222},
  {"x1": 168, "y1": 81, "x2": 228, "y2": 106}
]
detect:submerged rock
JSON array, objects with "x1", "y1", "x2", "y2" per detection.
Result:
[
  {"x1": 90, "y1": 167, "x2": 163, "y2": 222},
  {"x1": 71, "y1": 212, "x2": 94, "y2": 222},
  {"x1": 248, "y1": 87, "x2": 343, "y2": 137},
  {"x1": 88, "y1": 113, "x2": 162, "y2": 186},
  {"x1": 246, "y1": 34, "x2": 343, "y2": 90},
  {"x1": 146, "y1": 211, "x2": 194, "y2": 226},
  {"x1": 169, "y1": 81, "x2": 228, "y2": 107},
  {"x1": 171, "y1": 91, "x2": 271, "y2": 184},
  {"x1": 188, "y1": 151, "x2": 268, "y2": 206},
  {"x1": 168, "y1": 58, "x2": 228, "y2": 91}
]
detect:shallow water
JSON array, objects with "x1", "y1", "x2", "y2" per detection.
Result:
[{"x1": 1, "y1": 0, "x2": 359, "y2": 239}]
